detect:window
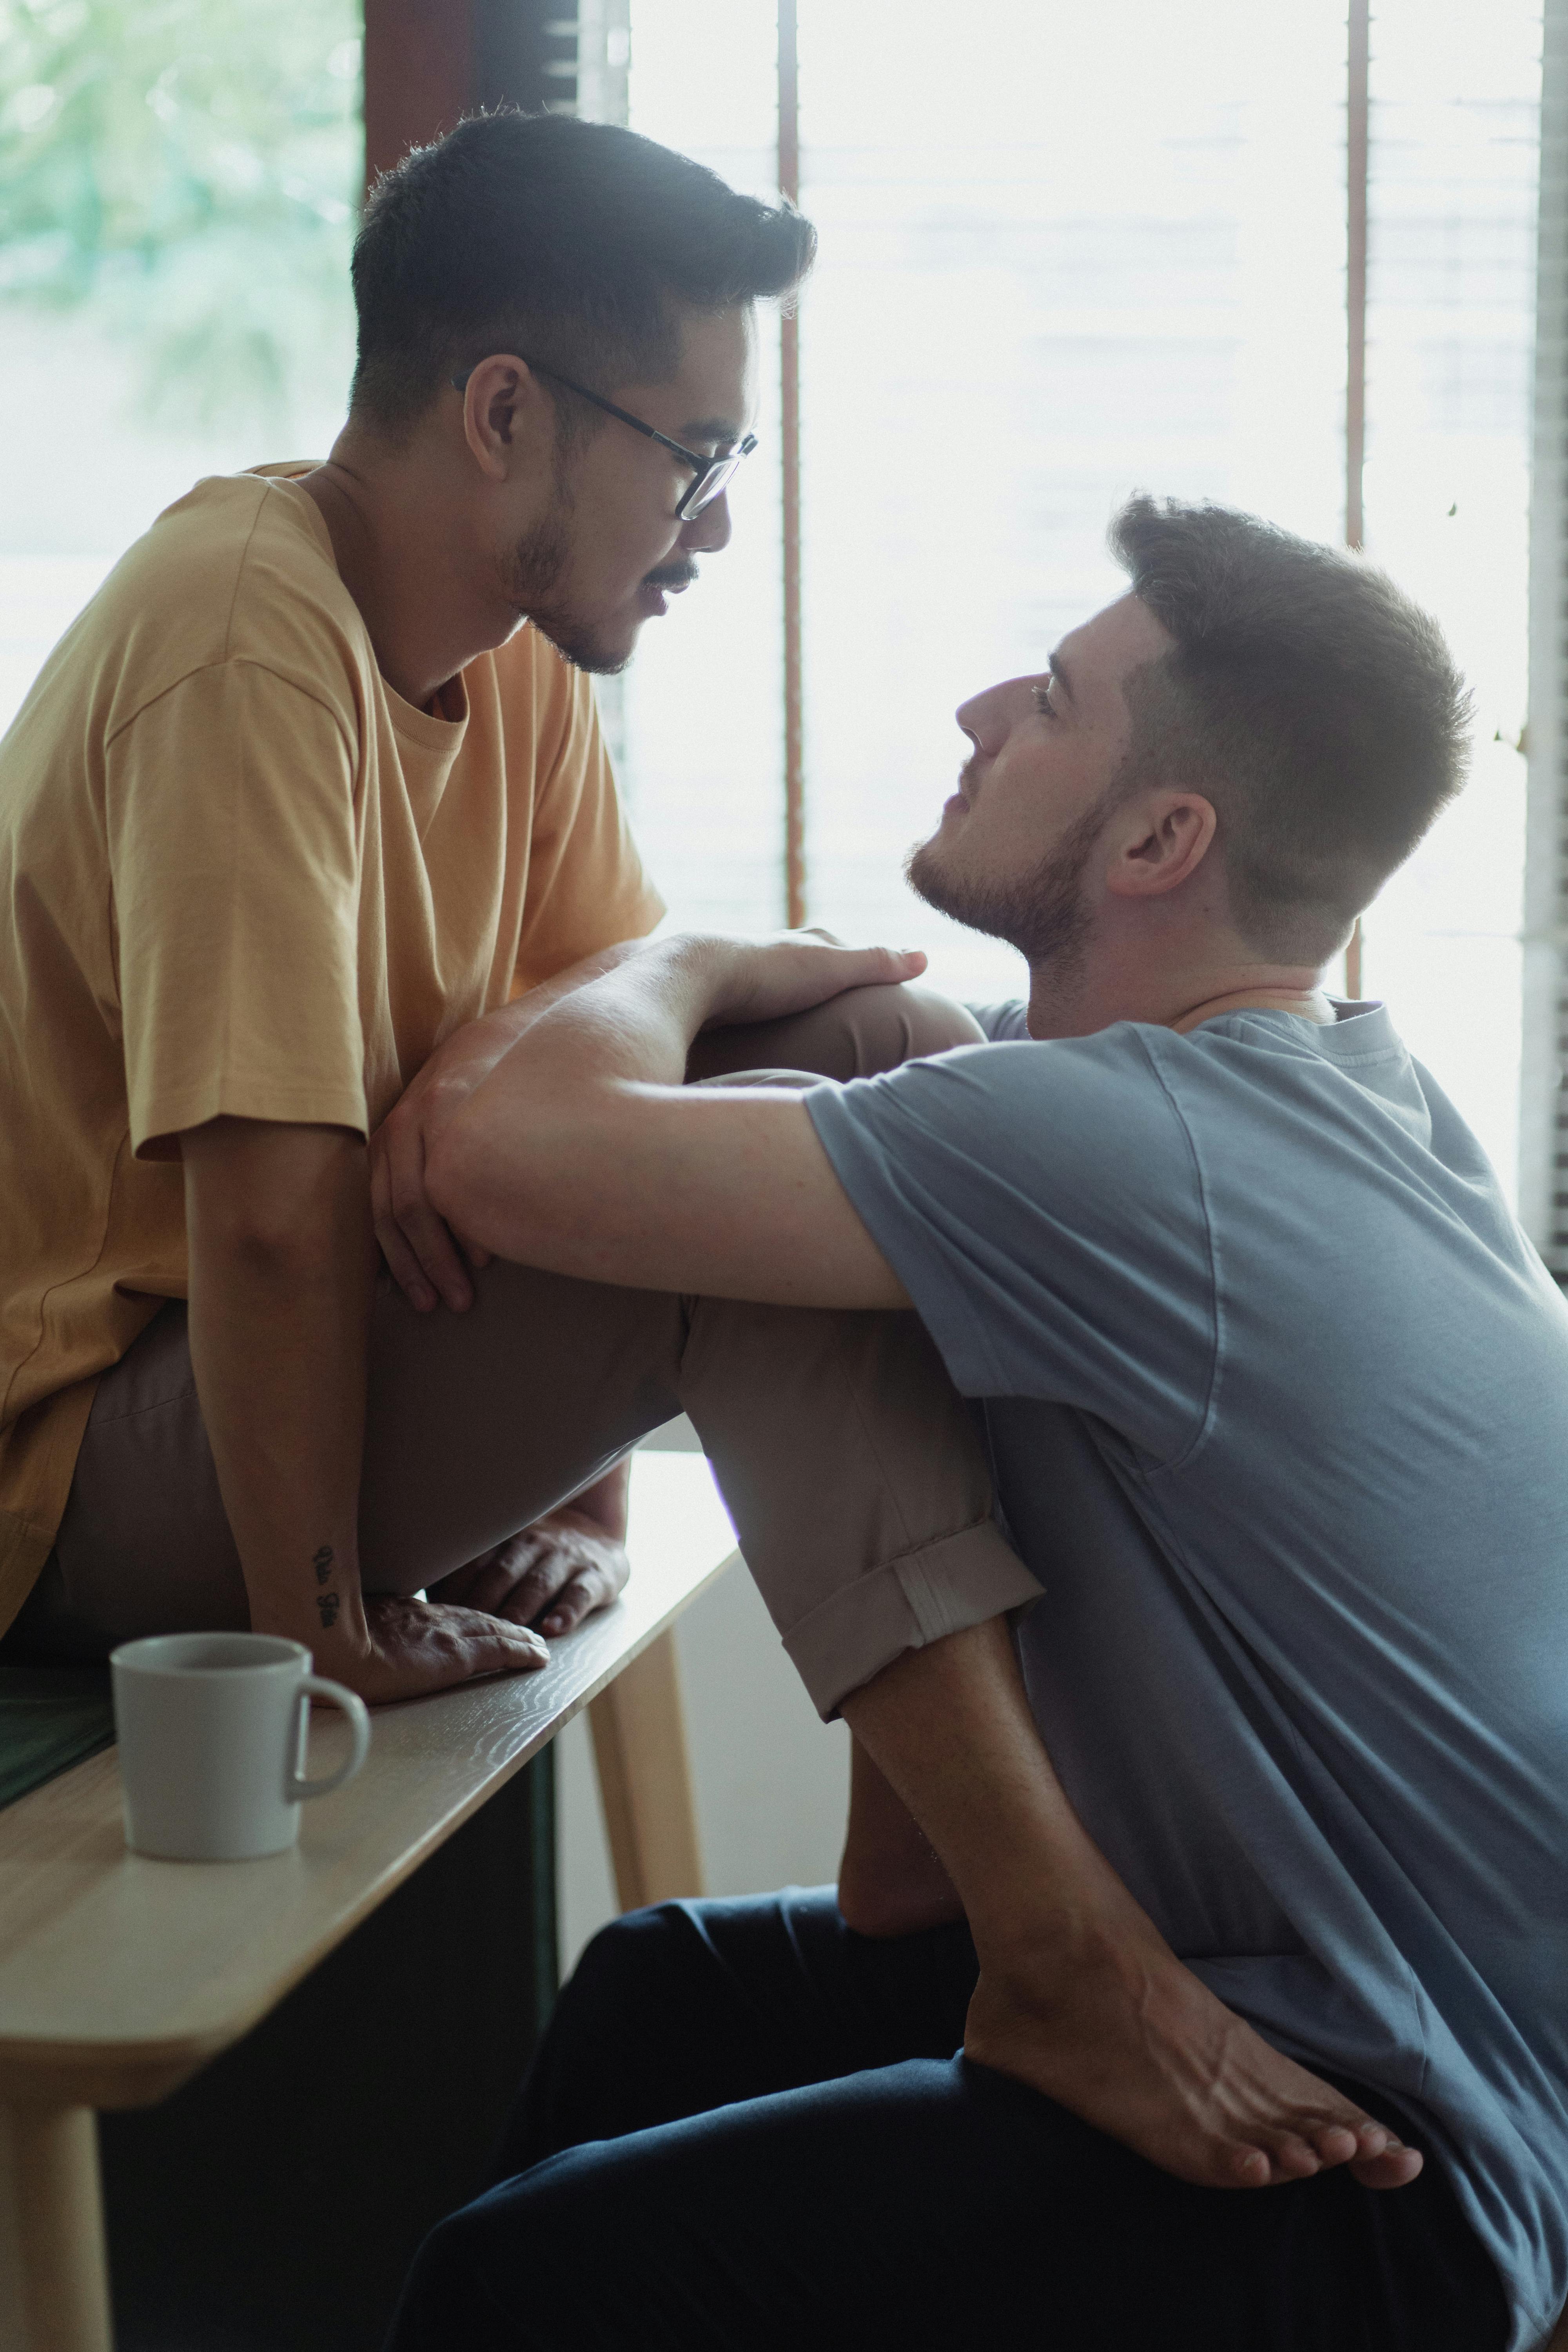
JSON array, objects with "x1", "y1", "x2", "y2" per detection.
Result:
[
  {"x1": 621, "y1": 0, "x2": 1541, "y2": 1197},
  {"x1": 0, "y1": 0, "x2": 360, "y2": 730}
]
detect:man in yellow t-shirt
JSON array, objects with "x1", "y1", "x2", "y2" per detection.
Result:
[{"x1": 0, "y1": 111, "x2": 1027, "y2": 1708}]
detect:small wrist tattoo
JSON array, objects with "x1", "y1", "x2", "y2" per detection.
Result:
[
  {"x1": 312, "y1": 1545, "x2": 334, "y2": 1587},
  {"x1": 316, "y1": 1590, "x2": 341, "y2": 1630}
]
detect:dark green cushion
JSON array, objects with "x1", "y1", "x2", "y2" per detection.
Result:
[{"x1": 0, "y1": 1664, "x2": 115, "y2": 1809}]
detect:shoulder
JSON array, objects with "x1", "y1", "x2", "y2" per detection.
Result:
[
  {"x1": 967, "y1": 998, "x2": 1031, "y2": 1042},
  {"x1": 811, "y1": 1021, "x2": 1188, "y2": 1171},
  {"x1": 80, "y1": 471, "x2": 367, "y2": 744}
]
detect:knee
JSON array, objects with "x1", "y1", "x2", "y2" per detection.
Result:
[
  {"x1": 890, "y1": 983, "x2": 988, "y2": 1061},
  {"x1": 388, "y1": 2198, "x2": 512, "y2": 2350},
  {"x1": 824, "y1": 980, "x2": 986, "y2": 1077},
  {"x1": 390, "y1": 2171, "x2": 589, "y2": 2352},
  {"x1": 557, "y1": 1901, "x2": 704, "y2": 2033}
]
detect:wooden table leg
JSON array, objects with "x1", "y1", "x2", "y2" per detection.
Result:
[
  {"x1": 0, "y1": 2103, "x2": 113, "y2": 2352},
  {"x1": 589, "y1": 1627, "x2": 705, "y2": 1913}
]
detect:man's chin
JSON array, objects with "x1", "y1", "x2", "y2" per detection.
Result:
[
  {"x1": 906, "y1": 835, "x2": 967, "y2": 923},
  {"x1": 528, "y1": 606, "x2": 639, "y2": 678}
]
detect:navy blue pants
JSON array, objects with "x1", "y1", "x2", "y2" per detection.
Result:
[{"x1": 386, "y1": 1888, "x2": 1509, "y2": 2351}]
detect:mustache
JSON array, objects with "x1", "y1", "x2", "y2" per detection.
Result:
[{"x1": 643, "y1": 561, "x2": 699, "y2": 592}]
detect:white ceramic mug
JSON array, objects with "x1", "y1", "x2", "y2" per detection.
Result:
[{"x1": 110, "y1": 1632, "x2": 371, "y2": 1862}]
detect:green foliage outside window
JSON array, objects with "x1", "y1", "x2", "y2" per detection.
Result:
[{"x1": 0, "y1": 0, "x2": 362, "y2": 434}]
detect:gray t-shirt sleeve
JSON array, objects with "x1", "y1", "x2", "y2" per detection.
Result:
[
  {"x1": 805, "y1": 1027, "x2": 1220, "y2": 1467},
  {"x1": 966, "y1": 999, "x2": 1032, "y2": 1042}
]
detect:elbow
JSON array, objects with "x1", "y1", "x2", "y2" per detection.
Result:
[{"x1": 183, "y1": 1124, "x2": 370, "y2": 1282}]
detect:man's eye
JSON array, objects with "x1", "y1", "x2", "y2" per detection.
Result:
[{"x1": 1031, "y1": 680, "x2": 1057, "y2": 717}]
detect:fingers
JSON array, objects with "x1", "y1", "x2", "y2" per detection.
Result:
[
  {"x1": 391, "y1": 1194, "x2": 476, "y2": 1313},
  {"x1": 424, "y1": 1601, "x2": 551, "y2": 1679},
  {"x1": 372, "y1": 1119, "x2": 476, "y2": 1312},
  {"x1": 831, "y1": 946, "x2": 928, "y2": 993},
  {"x1": 451, "y1": 1541, "x2": 544, "y2": 1617},
  {"x1": 460, "y1": 1619, "x2": 551, "y2": 1677},
  {"x1": 371, "y1": 1143, "x2": 438, "y2": 1310},
  {"x1": 352, "y1": 1594, "x2": 550, "y2": 1704},
  {"x1": 535, "y1": 1561, "x2": 624, "y2": 1638},
  {"x1": 428, "y1": 1531, "x2": 632, "y2": 1644}
]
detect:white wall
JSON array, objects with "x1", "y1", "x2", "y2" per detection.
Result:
[{"x1": 557, "y1": 1423, "x2": 850, "y2": 1977}]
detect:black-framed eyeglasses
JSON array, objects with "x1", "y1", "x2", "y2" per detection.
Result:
[{"x1": 451, "y1": 361, "x2": 757, "y2": 521}]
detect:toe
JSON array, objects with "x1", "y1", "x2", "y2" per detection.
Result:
[
  {"x1": 1307, "y1": 2122, "x2": 1362, "y2": 2167},
  {"x1": 1350, "y1": 2143, "x2": 1424, "y2": 2192},
  {"x1": 1267, "y1": 2133, "x2": 1324, "y2": 2180}
]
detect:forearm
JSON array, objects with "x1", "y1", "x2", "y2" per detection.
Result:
[
  {"x1": 426, "y1": 940, "x2": 744, "y2": 1261},
  {"x1": 419, "y1": 942, "x2": 654, "y2": 1102},
  {"x1": 424, "y1": 933, "x2": 918, "y2": 1305},
  {"x1": 184, "y1": 1122, "x2": 376, "y2": 1659},
  {"x1": 486, "y1": 936, "x2": 720, "y2": 1094}
]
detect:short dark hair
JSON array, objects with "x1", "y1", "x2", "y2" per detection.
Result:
[
  {"x1": 1107, "y1": 495, "x2": 1472, "y2": 960},
  {"x1": 350, "y1": 111, "x2": 815, "y2": 436}
]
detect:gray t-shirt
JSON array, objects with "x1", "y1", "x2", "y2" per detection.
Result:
[{"x1": 806, "y1": 1000, "x2": 1568, "y2": 2351}]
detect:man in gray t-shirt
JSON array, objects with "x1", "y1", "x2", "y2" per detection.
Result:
[
  {"x1": 806, "y1": 992, "x2": 1568, "y2": 2348},
  {"x1": 387, "y1": 498, "x2": 1565, "y2": 2352}
]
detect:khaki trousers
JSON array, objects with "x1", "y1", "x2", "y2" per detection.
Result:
[{"x1": 11, "y1": 986, "x2": 1042, "y2": 1717}]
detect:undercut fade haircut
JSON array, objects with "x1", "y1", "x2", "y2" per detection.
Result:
[
  {"x1": 350, "y1": 110, "x2": 816, "y2": 439},
  {"x1": 1108, "y1": 495, "x2": 1472, "y2": 962}
]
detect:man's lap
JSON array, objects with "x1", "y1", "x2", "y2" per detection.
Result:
[
  {"x1": 387, "y1": 1889, "x2": 1509, "y2": 2352},
  {"x1": 5, "y1": 1261, "x2": 682, "y2": 1658},
  {"x1": 5, "y1": 984, "x2": 993, "y2": 1663}
]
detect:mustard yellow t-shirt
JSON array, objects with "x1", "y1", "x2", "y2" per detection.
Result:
[{"x1": 0, "y1": 465, "x2": 663, "y2": 1631}]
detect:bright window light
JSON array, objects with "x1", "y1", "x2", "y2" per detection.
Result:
[{"x1": 625, "y1": 0, "x2": 1541, "y2": 1199}]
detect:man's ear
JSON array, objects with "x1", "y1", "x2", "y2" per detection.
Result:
[
  {"x1": 457, "y1": 355, "x2": 555, "y2": 483},
  {"x1": 1103, "y1": 792, "x2": 1218, "y2": 901}
]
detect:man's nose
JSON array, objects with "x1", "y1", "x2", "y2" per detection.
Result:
[
  {"x1": 679, "y1": 490, "x2": 733, "y2": 555},
  {"x1": 955, "y1": 678, "x2": 1026, "y2": 757}
]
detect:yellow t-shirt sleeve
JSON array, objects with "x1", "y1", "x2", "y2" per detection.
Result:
[
  {"x1": 512, "y1": 661, "x2": 665, "y2": 995},
  {"x1": 106, "y1": 660, "x2": 367, "y2": 1156}
]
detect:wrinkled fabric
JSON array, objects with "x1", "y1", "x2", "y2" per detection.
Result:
[{"x1": 807, "y1": 1000, "x2": 1568, "y2": 2352}]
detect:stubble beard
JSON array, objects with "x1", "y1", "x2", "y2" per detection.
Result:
[
  {"x1": 504, "y1": 492, "x2": 631, "y2": 677},
  {"x1": 504, "y1": 502, "x2": 701, "y2": 677},
  {"x1": 906, "y1": 791, "x2": 1113, "y2": 988}
]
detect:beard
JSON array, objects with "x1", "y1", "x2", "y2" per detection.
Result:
[
  {"x1": 502, "y1": 495, "x2": 622, "y2": 676},
  {"x1": 501, "y1": 481, "x2": 699, "y2": 677},
  {"x1": 906, "y1": 789, "x2": 1112, "y2": 980}
]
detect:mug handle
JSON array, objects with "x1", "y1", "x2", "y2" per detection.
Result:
[{"x1": 287, "y1": 1676, "x2": 372, "y2": 1803}]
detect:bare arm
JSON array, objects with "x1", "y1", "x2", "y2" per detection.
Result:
[
  {"x1": 426, "y1": 933, "x2": 920, "y2": 1307},
  {"x1": 370, "y1": 942, "x2": 649, "y2": 1312},
  {"x1": 181, "y1": 1116, "x2": 550, "y2": 1702},
  {"x1": 422, "y1": 931, "x2": 1425, "y2": 2199}
]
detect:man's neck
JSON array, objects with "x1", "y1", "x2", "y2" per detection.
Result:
[
  {"x1": 298, "y1": 434, "x2": 517, "y2": 710},
  {"x1": 1025, "y1": 959, "x2": 1332, "y2": 1043},
  {"x1": 1170, "y1": 983, "x2": 1334, "y2": 1034}
]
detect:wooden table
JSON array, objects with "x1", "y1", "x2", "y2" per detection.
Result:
[{"x1": 0, "y1": 1452, "x2": 739, "y2": 2352}]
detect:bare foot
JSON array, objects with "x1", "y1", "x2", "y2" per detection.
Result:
[{"x1": 965, "y1": 1927, "x2": 1424, "y2": 2193}]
